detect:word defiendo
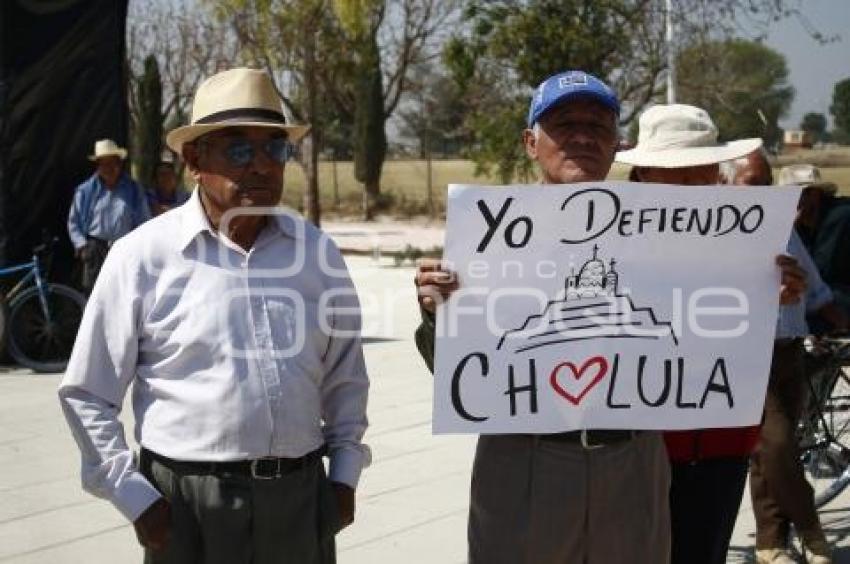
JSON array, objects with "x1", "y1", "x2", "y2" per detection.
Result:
[
  {"x1": 559, "y1": 188, "x2": 765, "y2": 243},
  {"x1": 474, "y1": 188, "x2": 765, "y2": 251},
  {"x1": 450, "y1": 351, "x2": 734, "y2": 422}
]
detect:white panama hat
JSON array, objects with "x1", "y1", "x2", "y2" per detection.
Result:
[
  {"x1": 616, "y1": 104, "x2": 762, "y2": 168},
  {"x1": 166, "y1": 67, "x2": 309, "y2": 153},
  {"x1": 88, "y1": 139, "x2": 127, "y2": 161}
]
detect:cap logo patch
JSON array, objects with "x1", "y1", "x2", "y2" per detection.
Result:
[{"x1": 558, "y1": 73, "x2": 588, "y2": 89}]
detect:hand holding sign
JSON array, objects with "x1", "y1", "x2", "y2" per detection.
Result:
[{"x1": 414, "y1": 259, "x2": 459, "y2": 314}]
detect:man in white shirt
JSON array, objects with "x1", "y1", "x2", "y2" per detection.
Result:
[{"x1": 59, "y1": 68, "x2": 370, "y2": 564}]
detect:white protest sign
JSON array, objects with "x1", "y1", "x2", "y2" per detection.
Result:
[{"x1": 433, "y1": 182, "x2": 801, "y2": 434}]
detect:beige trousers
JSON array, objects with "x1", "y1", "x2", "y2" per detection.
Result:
[{"x1": 468, "y1": 432, "x2": 671, "y2": 564}]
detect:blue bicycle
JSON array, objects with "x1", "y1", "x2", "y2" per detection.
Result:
[{"x1": 0, "y1": 239, "x2": 86, "y2": 372}]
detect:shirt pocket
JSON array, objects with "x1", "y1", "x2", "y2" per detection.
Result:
[{"x1": 265, "y1": 294, "x2": 330, "y2": 382}]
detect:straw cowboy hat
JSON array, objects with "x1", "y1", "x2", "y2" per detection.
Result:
[
  {"x1": 777, "y1": 164, "x2": 838, "y2": 195},
  {"x1": 166, "y1": 68, "x2": 309, "y2": 153},
  {"x1": 616, "y1": 104, "x2": 762, "y2": 168},
  {"x1": 88, "y1": 139, "x2": 127, "y2": 161}
]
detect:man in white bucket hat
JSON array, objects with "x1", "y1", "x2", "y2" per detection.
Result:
[
  {"x1": 67, "y1": 138, "x2": 150, "y2": 292},
  {"x1": 618, "y1": 103, "x2": 809, "y2": 564},
  {"x1": 59, "y1": 68, "x2": 370, "y2": 563}
]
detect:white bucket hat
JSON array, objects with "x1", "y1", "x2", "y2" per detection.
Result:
[
  {"x1": 166, "y1": 67, "x2": 309, "y2": 153},
  {"x1": 777, "y1": 164, "x2": 838, "y2": 195},
  {"x1": 616, "y1": 104, "x2": 762, "y2": 168},
  {"x1": 88, "y1": 139, "x2": 127, "y2": 161}
]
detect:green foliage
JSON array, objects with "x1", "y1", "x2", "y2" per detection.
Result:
[
  {"x1": 352, "y1": 33, "x2": 387, "y2": 192},
  {"x1": 831, "y1": 78, "x2": 850, "y2": 141},
  {"x1": 676, "y1": 39, "x2": 793, "y2": 148},
  {"x1": 136, "y1": 55, "x2": 162, "y2": 189},
  {"x1": 444, "y1": 0, "x2": 665, "y2": 183},
  {"x1": 801, "y1": 112, "x2": 827, "y2": 143}
]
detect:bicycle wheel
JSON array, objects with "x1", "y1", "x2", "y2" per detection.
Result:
[
  {"x1": 800, "y1": 362, "x2": 850, "y2": 507},
  {"x1": 6, "y1": 284, "x2": 86, "y2": 373}
]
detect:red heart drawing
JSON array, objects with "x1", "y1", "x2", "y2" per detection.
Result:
[{"x1": 549, "y1": 357, "x2": 609, "y2": 405}]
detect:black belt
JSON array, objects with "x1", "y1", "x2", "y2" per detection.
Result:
[
  {"x1": 141, "y1": 446, "x2": 325, "y2": 480},
  {"x1": 539, "y1": 430, "x2": 642, "y2": 449}
]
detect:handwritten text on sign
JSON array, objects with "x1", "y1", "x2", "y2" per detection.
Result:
[{"x1": 433, "y1": 182, "x2": 801, "y2": 434}]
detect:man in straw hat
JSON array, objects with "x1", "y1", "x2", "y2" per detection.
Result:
[
  {"x1": 723, "y1": 152, "x2": 844, "y2": 564},
  {"x1": 617, "y1": 104, "x2": 810, "y2": 564},
  {"x1": 778, "y1": 164, "x2": 839, "y2": 248},
  {"x1": 414, "y1": 70, "x2": 672, "y2": 564},
  {"x1": 59, "y1": 68, "x2": 370, "y2": 563},
  {"x1": 67, "y1": 138, "x2": 151, "y2": 292}
]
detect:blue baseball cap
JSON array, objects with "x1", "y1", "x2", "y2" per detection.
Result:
[{"x1": 527, "y1": 70, "x2": 620, "y2": 127}]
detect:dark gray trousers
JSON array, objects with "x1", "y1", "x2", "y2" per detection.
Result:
[
  {"x1": 140, "y1": 451, "x2": 339, "y2": 564},
  {"x1": 468, "y1": 432, "x2": 671, "y2": 564}
]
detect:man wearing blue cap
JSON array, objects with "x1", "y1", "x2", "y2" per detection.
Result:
[{"x1": 412, "y1": 71, "x2": 671, "y2": 563}]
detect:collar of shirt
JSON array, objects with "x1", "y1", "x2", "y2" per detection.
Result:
[{"x1": 177, "y1": 187, "x2": 301, "y2": 252}]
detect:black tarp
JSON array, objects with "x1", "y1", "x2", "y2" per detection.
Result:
[{"x1": 1, "y1": 0, "x2": 128, "y2": 280}]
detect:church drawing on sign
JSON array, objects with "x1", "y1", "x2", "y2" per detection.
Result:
[
  {"x1": 497, "y1": 245, "x2": 678, "y2": 354},
  {"x1": 565, "y1": 244, "x2": 619, "y2": 300}
]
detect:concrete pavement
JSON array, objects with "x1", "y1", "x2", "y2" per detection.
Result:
[{"x1": 0, "y1": 255, "x2": 849, "y2": 563}]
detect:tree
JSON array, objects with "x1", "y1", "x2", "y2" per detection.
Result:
[
  {"x1": 335, "y1": 0, "x2": 387, "y2": 218},
  {"x1": 445, "y1": 0, "x2": 819, "y2": 182},
  {"x1": 831, "y1": 78, "x2": 850, "y2": 141},
  {"x1": 444, "y1": 0, "x2": 666, "y2": 182},
  {"x1": 801, "y1": 112, "x2": 827, "y2": 144},
  {"x1": 397, "y1": 63, "x2": 469, "y2": 158},
  {"x1": 136, "y1": 55, "x2": 163, "y2": 190},
  {"x1": 127, "y1": 1, "x2": 239, "y2": 143},
  {"x1": 211, "y1": 0, "x2": 332, "y2": 225},
  {"x1": 332, "y1": 0, "x2": 458, "y2": 219},
  {"x1": 676, "y1": 39, "x2": 793, "y2": 149}
]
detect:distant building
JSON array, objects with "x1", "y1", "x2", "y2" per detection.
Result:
[{"x1": 784, "y1": 130, "x2": 813, "y2": 151}]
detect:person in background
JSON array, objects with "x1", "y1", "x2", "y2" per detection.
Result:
[
  {"x1": 778, "y1": 164, "x2": 850, "y2": 321},
  {"x1": 617, "y1": 105, "x2": 808, "y2": 564},
  {"x1": 726, "y1": 151, "x2": 846, "y2": 564},
  {"x1": 67, "y1": 138, "x2": 150, "y2": 292},
  {"x1": 146, "y1": 150, "x2": 189, "y2": 216}
]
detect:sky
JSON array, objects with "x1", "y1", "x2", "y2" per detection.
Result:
[{"x1": 762, "y1": 0, "x2": 850, "y2": 129}]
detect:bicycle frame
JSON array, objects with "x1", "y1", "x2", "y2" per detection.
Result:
[{"x1": 0, "y1": 254, "x2": 52, "y2": 324}]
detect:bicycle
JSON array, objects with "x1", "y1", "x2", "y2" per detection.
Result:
[
  {"x1": 797, "y1": 335, "x2": 850, "y2": 508},
  {"x1": 0, "y1": 239, "x2": 87, "y2": 373}
]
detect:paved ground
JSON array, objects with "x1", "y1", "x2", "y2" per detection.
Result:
[{"x1": 1, "y1": 255, "x2": 849, "y2": 563}]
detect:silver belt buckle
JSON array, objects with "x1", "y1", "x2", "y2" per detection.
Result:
[
  {"x1": 580, "y1": 429, "x2": 605, "y2": 450},
  {"x1": 251, "y1": 457, "x2": 282, "y2": 479}
]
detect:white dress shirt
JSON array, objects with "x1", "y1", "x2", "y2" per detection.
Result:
[{"x1": 59, "y1": 189, "x2": 370, "y2": 522}]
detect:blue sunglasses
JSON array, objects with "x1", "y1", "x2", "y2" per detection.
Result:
[{"x1": 205, "y1": 137, "x2": 291, "y2": 167}]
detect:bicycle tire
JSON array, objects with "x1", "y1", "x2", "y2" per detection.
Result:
[
  {"x1": 800, "y1": 354, "x2": 850, "y2": 508},
  {"x1": 7, "y1": 284, "x2": 86, "y2": 373}
]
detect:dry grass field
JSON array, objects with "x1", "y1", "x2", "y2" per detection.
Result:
[{"x1": 280, "y1": 148, "x2": 850, "y2": 219}]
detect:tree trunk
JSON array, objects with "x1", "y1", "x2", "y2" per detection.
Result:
[
  {"x1": 137, "y1": 55, "x2": 162, "y2": 190},
  {"x1": 301, "y1": 133, "x2": 320, "y2": 226},
  {"x1": 301, "y1": 10, "x2": 321, "y2": 226}
]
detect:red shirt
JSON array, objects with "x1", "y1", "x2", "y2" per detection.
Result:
[{"x1": 664, "y1": 426, "x2": 762, "y2": 463}]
